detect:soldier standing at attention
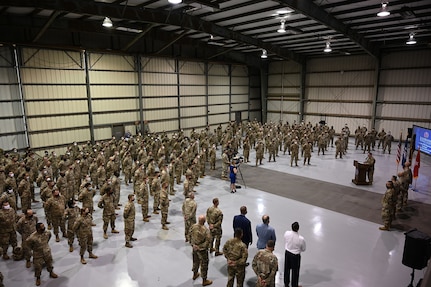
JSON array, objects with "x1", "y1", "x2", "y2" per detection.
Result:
[
  {"x1": 290, "y1": 140, "x2": 299, "y2": 167},
  {"x1": 302, "y1": 141, "x2": 312, "y2": 165},
  {"x1": 252, "y1": 240, "x2": 278, "y2": 287},
  {"x1": 137, "y1": 175, "x2": 151, "y2": 222},
  {"x1": 16, "y1": 208, "x2": 38, "y2": 268},
  {"x1": 379, "y1": 181, "x2": 396, "y2": 231},
  {"x1": 160, "y1": 182, "x2": 170, "y2": 230},
  {"x1": 98, "y1": 186, "x2": 119, "y2": 239},
  {"x1": 64, "y1": 199, "x2": 80, "y2": 252},
  {"x1": 255, "y1": 141, "x2": 264, "y2": 166},
  {"x1": 221, "y1": 150, "x2": 229, "y2": 180},
  {"x1": 78, "y1": 182, "x2": 96, "y2": 225},
  {"x1": 182, "y1": 192, "x2": 197, "y2": 242},
  {"x1": 223, "y1": 228, "x2": 248, "y2": 287},
  {"x1": 206, "y1": 198, "x2": 224, "y2": 256},
  {"x1": 26, "y1": 222, "x2": 58, "y2": 286},
  {"x1": 73, "y1": 208, "x2": 98, "y2": 264},
  {"x1": 123, "y1": 194, "x2": 137, "y2": 248},
  {"x1": 45, "y1": 187, "x2": 67, "y2": 242},
  {"x1": 190, "y1": 215, "x2": 213, "y2": 286}
]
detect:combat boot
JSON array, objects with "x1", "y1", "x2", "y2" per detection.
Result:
[
  {"x1": 55, "y1": 235, "x2": 60, "y2": 242},
  {"x1": 379, "y1": 226, "x2": 390, "y2": 231},
  {"x1": 202, "y1": 279, "x2": 213, "y2": 286},
  {"x1": 49, "y1": 272, "x2": 58, "y2": 278},
  {"x1": 47, "y1": 224, "x2": 52, "y2": 230},
  {"x1": 111, "y1": 229, "x2": 119, "y2": 234},
  {"x1": 143, "y1": 218, "x2": 149, "y2": 222},
  {"x1": 89, "y1": 253, "x2": 98, "y2": 259},
  {"x1": 215, "y1": 251, "x2": 223, "y2": 256},
  {"x1": 69, "y1": 245, "x2": 73, "y2": 252},
  {"x1": 162, "y1": 225, "x2": 169, "y2": 230},
  {"x1": 36, "y1": 277, "x2": 41, "y2": 286},
  {"x1": 125, "y1": 242, "x2": 133, "y2": 248},
  {"x1": 103, "y1": 233, "x2": 108, "y2": 239},
  {"x1": 26, "y1": 260, "x2": 31, "y2": 268},
  {"x1": 80, "y1": 256, "x2": 87, "y2": 264},
  {"x1": 192, "y1": 272, "x2": 200, "y2": 280}
]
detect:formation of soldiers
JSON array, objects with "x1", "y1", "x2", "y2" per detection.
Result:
[{"x1": 0, "y1": 118, "x2": 402, "y2": 286}]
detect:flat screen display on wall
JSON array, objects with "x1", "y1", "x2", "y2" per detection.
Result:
[{"x1": 413, "y1": 125, "x2": 431, "y2": 156}]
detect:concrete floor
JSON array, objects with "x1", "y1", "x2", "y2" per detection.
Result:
[{"x1": 1, "y1": 141, "x2": 430, "y2": 287}]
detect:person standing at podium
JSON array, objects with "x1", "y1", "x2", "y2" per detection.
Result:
[{"x1": 364, "y1": 152, "x2": 375, "y2": 184}]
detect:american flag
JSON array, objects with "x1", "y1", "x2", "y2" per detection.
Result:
[
  {"x1": 401, "y1": 136, "x2": 409, "y2": 167},
  {"x1": 396, "y1": 132, "x2": 402, "y2": 165}
]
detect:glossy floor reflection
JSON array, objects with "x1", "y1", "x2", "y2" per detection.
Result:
[{"x1": 1, "y1": 142, "x2": 430, "y2": 287}]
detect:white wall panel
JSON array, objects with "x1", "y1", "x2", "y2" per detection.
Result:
[
  {"x1": 379, "y1": 69, "x2": 431, "y2": 86},
  {"x1": 381, "y1": 50, "x2": 431, "y2": 68},
  {"x1": 208, "y1": 105, "x2": 229, "y2": 114},
  {"x1": 90, "y1": 86, "x2": 137, "y2": 98},
  {"x1": 232, "y1": 77, "x2": 248, "y2": 85},
  {"x1": 208, "y1": 76, "x2": 229, "y2": 85},
  {"x1": 180, "y1": 85, "x2": 205, "y2": 95},
  {"x1": 93, "y1": 112, "x2": 139, "y2": 125},
  {"x1": 379, "y1": 87, "x2": 431, "y2": 102},
  {"x1": 143, "y1": 97, "x2": 178, "y2": 109},
  {"x1": 179, "y1": 74, "x2": 205, "y2": 85},
  {"x1": 208, "y1": 95, "x2": 229, "y2": 105},
  {"x1": 143, "y1": 73, "x2": 177, "y2": 85},
  {"x1": 144, "y1": 109, "x2": 178, "y2": 121},
  {"x1": 89, "y1": 71, "x2": 137, "y2": 84},
  {"x1": 307, "y1": 71, "x2": 374, "y2": 87},
  {"x1": 208, "y1": 86, "x2": 229, "y2": 94},
  {"x1": 94, "y1": 127, "x2": 112, "y2": 141},
  {"x1": 267, "y1": 100, "x2": 299, "y2": 113},
  {"x1": 208, "y1": 114, "x2": 230, "y2": 124},
  {"x1": 31, "y1": 129, "x2": 89, "y2": 148},
  {"x1": 181, "y1": 117, "x2": 206, "y2": 129},
  {"x1": 269, "y1": 61, "x2": 301, "y2": 74},
  {"x1": 268, "y1": 87, "x2": 300, "y2": 94},
  {"x1": 0, "y1": 135, "x2": 27, "y2": 151},
  {"x1": 180, "y1": 96, "x2": 206, "y2": 106},
  {"x1": 307, "y1": 87, "x2": 373, "y2": 101},
  {"x1": 149, "y1": 120, "x2": 178, "y2": 132},
  {"x1": 179, "y1": 61, "x2": 205, "y2": 74},
  {"x1": 91, "y1": 99, "x2": 139, "y2": 112},
  {"x1": 231, "y1": 86, "x2": 248, "y2": 94},
  {"x1": 27, "y1": 115, "x2": 88, "y2": 131},
  {"x1": 24, "y1": 85, "x2": 87, "y2": 99},
  {"x1": 21, "y1": 69, "x2": 84, "y2": 84},
  {"x1": 22, "y1": 48, "x2": 82, "y2": 69},
  {"x1": 305, "y1": 102, "x2": 371, "y2": 116},
  {"x1": 143, "y1": 85, "x2": 177, "y2": 96},
  {"x1": 180, "y1": 107, "x2": 206, "y2": 117},
  {"x1": 141, "y1": 57, "x2": 175, "y2": 73},
  {"x1": 0, "y1": 68, "x2": 18, "y2": 83},
  {"x1": 89, "y1": 53, "x2": 135, "y2": 71},
  {"x1": 231, "y1": 93, "x2": 248, "y2": 102},
  {"x1": 378, "y1": 104, "x2": 431, "y2": 119},
  {"x1": 0, "y1": 118, "x2": 25, "y2": 133},
  {"x1": 268, "y1": 74, "x2": 300, "y2": 87},
  {"x1": 25, "y1": 100, "x2": 87, "y2": 115},
  {"x1": 208, "y1": 64, "x2": 228, "y2": 76},
  {"x1": 0, "y1": 102, "x2": 23, "y2": 118},
  {"x1": 231, "y1": 103, "x2": 248, "y2": 111}
]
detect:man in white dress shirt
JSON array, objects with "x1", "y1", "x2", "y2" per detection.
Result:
[{"x1": 284, "y1": 222, "x2": 306, "y2": 287}]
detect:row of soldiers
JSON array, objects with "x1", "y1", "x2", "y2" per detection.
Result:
[{"x1": 354, "y1": 126, "x2": 394, "y2": 154}]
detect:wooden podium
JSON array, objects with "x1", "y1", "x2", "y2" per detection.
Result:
[{"x1": 352, "y1": 160, "x2": 372, "y2": 185}]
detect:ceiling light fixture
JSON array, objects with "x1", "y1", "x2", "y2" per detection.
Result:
[
  {"x1": 406, "y1": 32, "x2": 417, "y2": 45},
  {"x1": 323, "y1": 41, "x2": 332, "y2": 53},
  {"x1": 261, "y1": 49, "x2": 268, "y2": 59},
  {"x1": 168, "y1": 0, "x2": 182, "y2": 4},
  {"x1": 277, "y1": 20, "x2": 286, "y2": 33},
  {"x1": 102, "y1": 17, "x2": 113, "y2": 28},
  {"x1": 377, "y1": 2, "x2": 390, "y2": 17}
]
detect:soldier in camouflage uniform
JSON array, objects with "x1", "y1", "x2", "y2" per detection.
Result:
[
  {"x1": 73, "y1": 208, "x2": 98, "y2": 264},
  {"x1": 290, "y1": 141, "x2": 299, "y2": 167},
  {"x1": 252, "y1": 240, "x2": 278, "y2": 287},
  {"x1": 98, "y1": 186, "x2": 119, "y2": 239},
  {"x1": 255, "y1": 141, "x2": 264, "y2": 166},
  {"x1": 206, "y1": 198, "x2": 223, "y2": 256},
  {"x1": 223, "y1": 228, "x2": 248, "y2": 287},
  {"x1": 151, "y1": 171, "x2": 161, "y2": 214},
  {"x1": 45, "y1": 187, "x2": 67, "y2": 242},
  {"x1": 26, "y1": 222, "x2": 58, "y2": 286},
  {"x1": 182, "y1": 192, "x2": 197, "y2": 242},
  {"x1": 137, "y1": 175, "x2": 151, "y2": 222},
  {"x1": 302, "y1": 141, "x2": 312, "y2": 165},
  {"x1": 17, "y1": 208, "x2": 38, "y2": 268},
  {"x1": 18, "y1": 173, "x2": 32, "y2": 212},
  {"x1": 160, "y1": 182, "x2": 170, "y2": 230},
  {"x1": 122, "y1": 152, "x2": 133, "y2": 186},
  {"x1": 123, "y1": 194, "x2": 136, "y2": 248},
  {"x1": 221, "y1": 150, "x2": 229, "y2": 180},
  {"x1": 0, "y1": 247, "x2": 3, "y2": 287},
  {"x1": 379, "y1": 181, "x2": 396, "y2": 231},
  {"x1": 65, "y1": 199, "x2": 80, "y2": 252},
  {"x1": 0, "y1": 199, "x2": 17, "y2": 260},
  {"x1": 190, "y1": 215, "x2": 213, "y2": 286}
]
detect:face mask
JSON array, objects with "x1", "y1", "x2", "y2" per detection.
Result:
[
  {"x1": 10, "y1": 173, "x2": 14, "y2": 177},
  {"x1": 3, "y1": 205, "x2": 10, "y2": 210},
  {"x1": 8, "y1": 189, "x2": 13, "y2": 194},
  {"x1": 26, "y1": 177, "x2": 30, "y2": 180}
]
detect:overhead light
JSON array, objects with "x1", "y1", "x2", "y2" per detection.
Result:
[
  {"x1": 323, "y1": 41, "x2": 332, "y2": 53},
  {"x1": 261, "y1": 49, "x2": 268, "y2": 59},
  {"x1": 102, "y1": 17, "x2": 113, "y2": 28},
  {"x1": 406, "y1": 32, "x2": 417, "y2": 45},
  {"x1": 168, "y1": 0, "x2": 182, "y2": 4},
  {"x1": 277, "y1": 20, "x2": 286, "y2": 33},
  {"x1": 377, "y1": 2, "x2": 390, "y2": 17}
]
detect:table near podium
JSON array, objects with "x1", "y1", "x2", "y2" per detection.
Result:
[{"x1": 352, "y1": 160, "x2": 372, "y2": 185}]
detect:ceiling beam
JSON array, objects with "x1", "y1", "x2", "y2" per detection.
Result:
[
  {"x1": 32, "y1": 10, "x2": 62, "y2": 43},
  {"x1": 122, "y1": 23, "x2": 156, "y2": 51},
  {"x1": 277, "y1": 0, "x2": 380, "y2": 58},
  {"x1": 0, "y1": 0, "x2": 305, "y2": 63}
]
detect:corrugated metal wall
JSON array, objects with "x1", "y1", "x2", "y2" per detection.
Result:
[
  {"x1": 267, "y1": 61, "x2": 302, "y2": 124},
  {"x1": 0, "y1": 47, "x2": 26, "y2": 150},
  {"x1": 376, "y1": 50, "x2": 431, "y2": 137},
  {"x1": 21, "y1": 48, "x2": 90, "y2": 150},
  {"x1": 1, "y1": 46, "x2": 257, "y2": 152}
]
